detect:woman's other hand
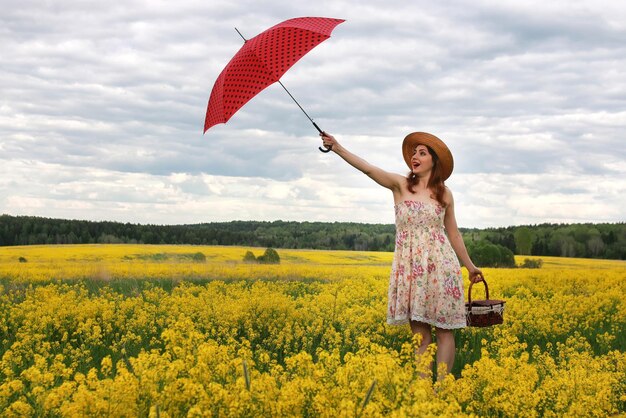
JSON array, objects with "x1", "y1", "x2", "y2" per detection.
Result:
[{"x1": 468, "y1": 267, "x2": 484, "y2": 283}]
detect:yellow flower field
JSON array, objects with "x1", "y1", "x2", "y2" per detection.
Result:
[{"x1": 0, "y1": 244, "x2": 624, "y2": 417}]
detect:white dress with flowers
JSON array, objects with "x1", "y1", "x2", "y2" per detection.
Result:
[{"x1": 387, "y1": 200, "x2": 466, "y2": 329}]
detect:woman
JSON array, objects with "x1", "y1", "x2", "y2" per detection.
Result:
[{"x1": 320, "y1": 131, "x2": 483, "y2": 379}]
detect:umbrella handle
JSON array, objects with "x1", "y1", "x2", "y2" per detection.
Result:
[{"x1": 313, "y1": 122, "x2": 333, "y2": 153}]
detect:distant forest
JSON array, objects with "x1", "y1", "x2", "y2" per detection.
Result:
[{"x1": 0, "y1": 214, "x2": 624, "y2": 260}]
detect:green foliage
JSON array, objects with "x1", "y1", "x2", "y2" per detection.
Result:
[
  {"x1": 257, "y1": 248, "x2": 280, "y2": 264},
  {"x1": 243, "y1": 251, "x2": 257, "y2": 263},
  {"x1": 498, "y1": 245, "x2": 515, "y2": 266},
  {"x1": 519, "y1": 258, "x2": 543, "y2": 268},
  {"x1": 466, "y1": 240, "x2": 516, "y2": 268},
  {"x1": 242, "y1": 248, "x2": 280, "y2": 264},
  {"x1": 123, "y1": 252, "x2": 206, "y2": 262},
  {"x1": 463, "y1": 223, "x2": 625, "y2": 260},
  {"x1": 191, "y1": 252, "x2": 206, "y2": 262},
  {"x1": 0, "y1": 214, "x2": 624, "y2": 260},
  {"x1": 514, "y1": 227, "x2": 533, "y2": 255},
  {"x1": 141, "y1": 253, "x2": 169, "y2": 261}
]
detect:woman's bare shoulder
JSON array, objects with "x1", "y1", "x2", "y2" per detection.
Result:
[
  {"x1": 388, "y1": 172, "x2": 409, "y2": 190},
  {"x1": 393, "y1": 172, "x2": 408, "y2": 182}
]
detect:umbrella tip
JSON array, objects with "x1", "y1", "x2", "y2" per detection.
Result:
[{"x1": 234, "y1": 27, "x2": 247, "y2": 42}]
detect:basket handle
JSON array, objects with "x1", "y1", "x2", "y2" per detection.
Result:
[{"x1": 467, "y1": 276, "x2": 489, "y2": 306}]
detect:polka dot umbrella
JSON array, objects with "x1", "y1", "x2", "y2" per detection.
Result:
[{"x1": 203, "y1": 17, "x2": 345, "y2": 152}]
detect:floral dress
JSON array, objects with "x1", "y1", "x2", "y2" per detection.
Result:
[{"x1": 387, "y1": 200, "x2": 466, "y2": 329}]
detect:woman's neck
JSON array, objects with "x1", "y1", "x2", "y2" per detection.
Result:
[{"x1": 414, "y1": 174, "x2": 431, "y2": 189}]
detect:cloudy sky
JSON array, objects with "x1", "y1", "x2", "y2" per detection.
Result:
[{"x1": 1, "y1": 0, "x2": 625, "y2": 228}]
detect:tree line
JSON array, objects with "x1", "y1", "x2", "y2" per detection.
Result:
[{"x1": 0, "y1": 214, "x2": 624, "y2": 261}]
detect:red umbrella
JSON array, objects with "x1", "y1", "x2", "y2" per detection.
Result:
[{"x1": 204, "y1": 17, "x2": 345, "y2": 152}]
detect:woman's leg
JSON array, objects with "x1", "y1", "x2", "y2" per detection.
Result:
[
  {"x1": 410, "y1": 320, "x2": 434, "y2": 378},
  {"x1": 410, "y1": 320, "x2": 432, "y2": 355},
  {"x1": 434, "y1": 327, "x2": 455, "y2": 380}
]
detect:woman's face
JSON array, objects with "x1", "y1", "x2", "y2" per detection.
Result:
[{"x1": 411, "y1": 144, "x2": 434, "y2": 176}]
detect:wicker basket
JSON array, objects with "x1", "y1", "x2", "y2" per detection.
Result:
[{"x1": 465, "y1": 278, "x2": 506, "y2": 327}]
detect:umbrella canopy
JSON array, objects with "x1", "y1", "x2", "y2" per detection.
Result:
[{"x1": 204, "y1": 17, "x2": 345, "y2": 133}]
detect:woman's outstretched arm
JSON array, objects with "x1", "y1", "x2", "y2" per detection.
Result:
[{"x1": 321, "y1": 132, "x2": 404, "y2": 191}]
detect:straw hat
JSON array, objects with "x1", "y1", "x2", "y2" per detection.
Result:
[{"x1": 402, "y1": 132, "x2": 454, "y2": 180}]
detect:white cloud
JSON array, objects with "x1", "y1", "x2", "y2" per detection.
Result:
[{"x1": 1, "y1": 0, "x2": 625, "y2": 227}]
